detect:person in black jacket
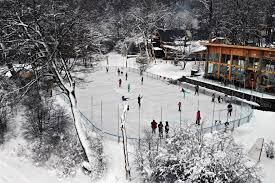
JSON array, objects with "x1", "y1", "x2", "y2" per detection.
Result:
[
  {"x1": 158, "y1": 121, "x2": 164, "y2": 138},
  {"x1": 165, "y1": 121, "x2": 169, "y2": 137},
  {"x1": 227, "y1": 103, "x2": 233, "y2": 116},
  {"x1": 138, "y1": 94, "x2": 143, "y2": 108}
]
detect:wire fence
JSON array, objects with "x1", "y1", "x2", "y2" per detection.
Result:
[{"x1": 59, "y1": 66, "x2": 254, "y2": 142}]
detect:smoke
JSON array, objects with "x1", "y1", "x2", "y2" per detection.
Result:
[{"x1": 174, "y1": 0, "x2": 199, "y2": 30}]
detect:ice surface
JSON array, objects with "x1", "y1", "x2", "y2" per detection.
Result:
[{"x1": 75, "y1": 67, "x2": 243, "y2": 139}]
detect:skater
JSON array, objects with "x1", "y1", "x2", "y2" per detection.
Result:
[
  {"x1": 122, "y1": 96, "x2": 129, "y2": 101},
  {"x1": 165, "y1": 121, "x2": 169, "y2": 137},
  {"x1": 141, "y1": 76, "x2": 144, "y2": 85},
  {"x1": 106, "y1": 66, "x2": 109, "y2": 72},
  {"x1": 218, "y1": 95, "x2": 221, "y2": 103},
  {"x1": 117, "y1": 68, "x2": 120, "y2": 75},
  {"x1": 227, "y1": 103, "x2": 233, "y2": 116},
  {"x1": 140, "y1": 69, "x2": 143, "y2": 76},
  {"x1": 178, "y1": 101, "x2": 182, "y2": 112},
  {"x1": 224, "y1": 94, "x2": 228, "y2": 103},
  {"x1": 212, "y1": 93, "x2": 215, "y2": 102},
  {"x1": 158, "y1": 121, "x2": 164, "y2": 138},
  {"x1": 181, "y1": 88, "x2": 186, "y2": 98},
  {"x1": 151, "y1": 120, "x2": 157, "y2": 134},
  {"x1": 196, "y1": 110, "x2": 201, "y2": 125},
  {"x1": 127, "y1": 105, "x2": 130, "y2": 111},
  {"x1": 224, "y1": 121, "x2": 229, "y2": 132},
  {"x1": 119, "y1": 78, "x2": 122, "y2": 87},
  {"x1": 195, "y1": 85, "x2": 199, "y2": 95},
  {"x1": 125, "y1": 72, "x2": 128, "y2": 80},
  {"x1": 138, "y1": 94, "x2": 143, "y2": 108},
  {"x1": 128, "y1": 83, "x2": 130, "y2": 93}
]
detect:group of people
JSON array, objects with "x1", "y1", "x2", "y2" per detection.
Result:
[
  {"x1": 212, "y1": 93, "x2": 223, "y2": 103},
  {"x1": 151, "y1": 120, "x2": 169, "y2": 138},
  {"x1": 211, "y1": 93, "x2": 232, "y2": 104},
  {"x1": 121, "y1": 94, "x2": 143, "y2": 108},
  {"x1": 117, "y1": 68, "x2": 143, "y2": 88},
  {"x1": 211, "y1": 93, "x2": 233, "y2": 116}
]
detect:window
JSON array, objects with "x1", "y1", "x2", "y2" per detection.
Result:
[
  {"x1": 221, "y1": 54, "x2": 230, "y2": 64},
  {"x1": 209, "y1": 53, "x2": 219, "y2": 61},
  {"x1": 248, "y1": 57, "x2": 259, "y2": 69}
]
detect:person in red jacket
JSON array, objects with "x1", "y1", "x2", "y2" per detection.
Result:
[
  {"x1": 196, "y1": 110, "x2": 201, "y2": 125},
  {"x1": 151, "y1": 120, "x2": 157, "y2": 134}
]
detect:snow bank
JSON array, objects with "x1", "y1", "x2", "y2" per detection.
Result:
[{"x1": 234, "y1": 110, "x2": 275, "y2": 183}]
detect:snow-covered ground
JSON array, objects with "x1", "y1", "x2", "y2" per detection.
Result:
[
  {"x1": 0, "y1": 109, "x2": 90, "y2": 183},
  {"x1": 234, "y1": 110, "x2": 275, "y2": 183}
]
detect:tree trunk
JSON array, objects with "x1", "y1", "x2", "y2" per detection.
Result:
[{"x1": 68, "y1": 91, "x2": 99, "y2": 168}]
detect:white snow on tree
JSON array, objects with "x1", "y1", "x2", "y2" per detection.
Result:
[{"x1": 135, "y1": 124, "x2": 261, "y2": 182}]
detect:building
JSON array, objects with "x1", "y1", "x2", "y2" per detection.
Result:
[
  {"x1": 151, "y1": 29, "x2": 206, "y2": 60},
  {"x1": 204, "y1": 43, "x2": 275, "y2": 93},
  {"x1": 151, "y1": 29, "x2": 187, "y2": 59}
]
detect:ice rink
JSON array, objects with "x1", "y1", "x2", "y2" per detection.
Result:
[{"x1": 75, "y1": 67, "x2": 244, "y2": 139}]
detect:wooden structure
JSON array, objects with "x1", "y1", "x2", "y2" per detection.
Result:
[
  {"x1": 151, "y1": 29, "x2": 186, "y2": 59},
  {"x1": 205, "y1": 44, "x2": 275, "y2": 93}
]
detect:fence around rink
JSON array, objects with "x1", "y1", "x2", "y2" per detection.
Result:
[{"x1": 58, "y1": 66, "x2": 254, "y2": 141}]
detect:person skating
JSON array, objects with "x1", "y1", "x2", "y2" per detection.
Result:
[
  {"x1": 117, "y1": 68, "x2": 120, "y2": 75},
  {"x1": 224, "y1": 121, "x2": 229, "y2": 132},
  {"x1": 141, "y1": 76, "x2": 144, "y2": 85},
  {"x1": 195, "y1": 85, "x2": 199, "y2": 95},
  {"x1": 158, "y1": 121, "x2": 164, "y2": 138},
  {"x1": 106, "y1": 67, "x2": 109, "y2": 72},
  {"x1": 218, "y1": 95, "x2": 221, "y2": 103},
  {"x1": 196, "y1": 110, "x2": 201, "y2": 125},
  {"x1": 119, "y1": 78, "x2": 122, "y2": 87},
  {"x1": 224, "y1": 94, "x2": 228, "y2": 103},
  {"x1": 122, "y1": 96, "x2": 129, "y2": 101},
  {"x1": 227, "y1": 103, "x2": 233, "y2": 116},
  {"x1": 178, "y1": 101, "x2": 182, "y2": 112},
  {"x1": 165, "y1": 121, "x2": 169, "y2": 137},
  {"x1": 181, "y1": 88, "x2": 186, "y2": 98},
  {"x1": 151, "y1": 120, "x2": 157, "y2": 134},
  {"x1": 212, "y1": 93, "x2": 215, "y2": 102},
  {"x1": 125, "y1": 72, "x2": 128, "y2": 80},
  {"x1": 138, "y1": 94, "x2": 143, "y2": 108},
  {"x1": 128, "y1": 83, "x2": 130, "y2": 93}
]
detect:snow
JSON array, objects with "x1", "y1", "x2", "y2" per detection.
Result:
[
  {"x1": 0, "y1": 109, "x2": 90, "y2": 183},
  {"x1": 152, "y1": 47, "x2": 162, "y2": 51},
  {"x1": 96, "y1": 141, "x2": 129, "y2": 183},
  {"x1": 162, "y1": 41, "x2": 207, "y2": 54},
  {"x1": 4, "y1": 64, "x2": 32, "y2": 78},
  {"x1": 234, "y1": 110, "x2": 275, "y2": 183},
  {"x1": 146, "y1": 62, "x2": 192, "y2": 80}
]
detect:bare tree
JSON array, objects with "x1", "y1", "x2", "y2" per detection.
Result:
[
  {"x1": 0, "y1": 0, "x2": 101, "y2": 171},
  {"x1": 127, "y1": 1, "x2": 171, "y2": 63}
]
